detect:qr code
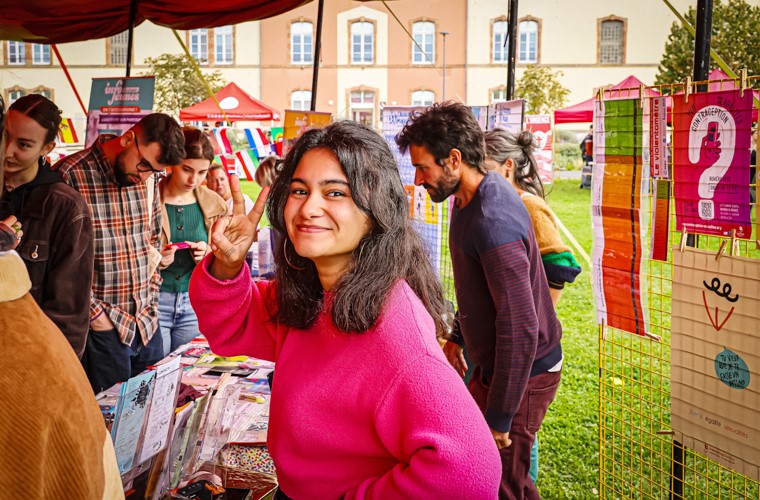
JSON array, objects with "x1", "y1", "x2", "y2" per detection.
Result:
[{"x1": 698, "y1": 199, "x2": 714, "y2": 220}]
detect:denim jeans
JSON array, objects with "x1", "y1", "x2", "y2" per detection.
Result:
[
  {"x1": 158, "y1": 290, "x2": 200, "y2": 356},
  {"x1": 83, "y1": 325, "x2": 163, "y2": 394}
]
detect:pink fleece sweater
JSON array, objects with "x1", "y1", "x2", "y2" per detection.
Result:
[{"x1": 189, "y1": 257, "x2": 501, "y2": 499}]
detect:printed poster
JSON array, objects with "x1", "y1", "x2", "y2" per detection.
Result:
[
  {"x1": 673, "y1": 89, "x2": 753, "y2": 238},
  {"x1": 650, "y1": 96, "x2": 669, "y2": 178},
  {"x1": 469, "y1": 106, "x2": 488, "y2": 130},
  {"x1": 86, "y1": 76, "x2": 155, "y2": 147},
  {"x1": 525, "y1": 114, "x2": 554, "y2": 184},
  {"x1": 591, "y1": 98, "x2": 651, "y2": 337},
  {"x1": 488, "y1": 99, "x2": 524, "y2": 132},
  {"x1": 282, "y1": 109, "x2": 332, "y2": 157},
  {"x1": 382, "y1": 106, "x2": 444, "y2": 276},
  {"x1": 671, "y1": 247, "x2": 760, "y2": 480}
]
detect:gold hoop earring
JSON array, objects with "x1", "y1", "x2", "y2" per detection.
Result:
[{"x1": 283, "y1": 239, "x2": 306, "y2": 271}]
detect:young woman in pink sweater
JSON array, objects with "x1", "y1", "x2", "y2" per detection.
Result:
[{"x1": 189, "y1": 121, "x2": 501, "y2": 499}]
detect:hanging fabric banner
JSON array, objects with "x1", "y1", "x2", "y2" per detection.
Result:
[
  {"x1": 673, "y1": 89, "x2": 753, "y2": 238},
  {"x1": 591, "y1": 98, "x2": 652, "y2": 337},
  {"x1": 671, "y1": 247, "x2": 760, "y2": 481},
  {"x1": 650, "y1": 96, "x2": 669, "y2": 179}
]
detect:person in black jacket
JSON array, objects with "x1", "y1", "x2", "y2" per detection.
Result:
[{"x1": 0, "y1": 94, "x2": 93, "y2": 358}]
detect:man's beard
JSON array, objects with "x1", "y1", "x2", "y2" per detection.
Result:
[
  {"x1": 113, "y1": 150, "x2": 141, "y2": 187},
  {"x1": 424, "y1": 167, "x2": 460, "y2": 203}
]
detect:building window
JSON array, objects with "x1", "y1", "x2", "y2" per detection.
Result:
[
  {"x1": 109, "y1": 31, "x2": 129, "y2": 65},
  {"x1": 412, "y1": 90, "x2": 435, "y2": 106},
  {"x1": 491, "y1": 87, "x2": 507, "y2": 103},
  {"x1": 599, "y1": 19, "x2": 625, "y2": 64},
  {"x1": 351, "y1": 21, "x2": 374, "y2": 64},
  {"x1": 519, "y1": 20, "x2": 538, "y2": 63},
  {"x1": 215, "y1": 26, "x2": 234, "y2": 65},
  {"x1": 412, "y1": 21, "x2": 434, "y2": 64},
  {"x1": 190, "y1": 29, "x2": 209, "y2": 64},
  {"x1": 8, "y1": 41, "x2": 25, "y2": 65},
  {"x1": 291, "y1": 22, "x2": 313, "y2": 64},
  {"x1": 349, "y1": 89, "x2": 375, "y2": 127},
  {"x1": 291, "y1": 90, "x2": 312, "y2": 111},
  {"x1": 7, "y1": 88, "x2": 25, "y2": 105},
  {"x1": 493, "y1": 21, "x2": 508, "y2": 63},
  {"x1": 32, "y1": 44, "x2": 51, "y2": 65}
]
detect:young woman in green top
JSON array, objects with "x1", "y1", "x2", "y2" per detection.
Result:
[{"x1": 158, "y1": 127, "x2": 228, "y2": 355}]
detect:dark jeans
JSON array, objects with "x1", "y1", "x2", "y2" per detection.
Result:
[
  {"x1": 469, "y1": 366, "x2": 562, "y2": 500},
  {"x1": 83, "y1": 325, "x2": 164, "y2": 394}
]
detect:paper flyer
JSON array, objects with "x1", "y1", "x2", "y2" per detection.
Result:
[
  {"x1": 85, "y1": 76, "x2": 155, "y2": 147},
  {"x1": 111, "y1": 369, "x2": 157, "y2": 474},
  {"x1": 488, "y1": 99, "x2": 524, "y2": 132},
  {"x1": 139, "y1": 356, "x2": 182, "y2": 464},
  {"x1": 673, "y1": 89, "x2": 753, "y2": 238}
]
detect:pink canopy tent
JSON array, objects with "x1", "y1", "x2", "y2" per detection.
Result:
[
  {"x1": 179, "y1": 82, "x2": 280, "y2": 122},
  {"x1": 554, "y1": 75, "x2": 661, "y2": 124}
]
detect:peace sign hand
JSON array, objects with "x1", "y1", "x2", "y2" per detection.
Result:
[{"x1": 209, "y1": 174, "x2": 269, "y2": 280}]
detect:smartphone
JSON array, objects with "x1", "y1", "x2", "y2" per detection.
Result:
[
  {"x1": 166, "y1": 241, "x2": 191, "y2": 250},
  {"x1": 706, "y1": 121, "x2": 718, "y2": 143}
]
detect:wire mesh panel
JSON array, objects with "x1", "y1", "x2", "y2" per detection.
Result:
[{"x1": 598, "y1": 75, "x2": 760, "y2": 499}]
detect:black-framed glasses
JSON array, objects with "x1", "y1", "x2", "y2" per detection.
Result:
[{"x1": 132, "y1": 132, "x2": 164, "y2": 176}]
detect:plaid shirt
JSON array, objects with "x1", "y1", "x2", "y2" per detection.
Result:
[{"x1": 55, "y1": 138, "x2": 161, "y2": 346}]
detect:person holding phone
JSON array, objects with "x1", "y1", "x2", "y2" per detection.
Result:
[
  {"x1": 189, "y1": 121, "x2": 501, "y2": 498},
  {"x1": 158, "y1": 127, "x2": 227, "y2": 355}
]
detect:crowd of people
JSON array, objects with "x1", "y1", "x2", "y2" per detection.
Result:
[{"x1": 0, "y1": 94, "x2": 580, "y2": 498}]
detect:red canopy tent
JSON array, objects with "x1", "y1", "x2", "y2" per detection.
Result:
[
  {"x1": 179, "y1": 82, "x2": 280, "y2": 122},
  {"x1": 554, "y1": 75, "x2": 661, "y2": 124}
]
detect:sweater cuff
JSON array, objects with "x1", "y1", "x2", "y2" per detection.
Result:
[
  {"x1": 201, "y1": 254, "x2": 250, "y2": 284},
  {"x1": 485, "y1": 408, "x2": 514, "y2": 434}
]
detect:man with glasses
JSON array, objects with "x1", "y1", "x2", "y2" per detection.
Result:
[{"x1": 55, "y1": 113, "x2": 185, "y2": 393}]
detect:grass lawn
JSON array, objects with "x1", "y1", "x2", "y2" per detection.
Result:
[{"x1": 539, "y1": 180, "x2": 600, "y2": 498}]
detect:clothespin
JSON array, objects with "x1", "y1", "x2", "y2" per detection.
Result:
[
  {"x1": 657, "y1": 429, "x2": 676, "y2": 435},
  {"x1": 715, "y1": 239, "x2": 728, "y2": 260},
  {"x1": 679, "y1": 228, "x2": 688, "y2": 253},
  {"x1": 639, "y1": 84, "x2": 646, "y2": 108},
  {"x1": 600, "y1": 318, "x2": 607, "y2": 341},
  {"x1": 729, "y1": 229, "x2": 737, "y2": 256},
  {"x1": 684, "y1": 76, "x2": 692, "y2": 103},
  {"x1": 739, "y1": 69, "x2": 748, "y2": 98}
]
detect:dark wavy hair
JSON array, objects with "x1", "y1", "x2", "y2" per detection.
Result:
[
  {"x1": 395, "y1": 101, "x2": 487, "y2": 174},
  {"x1": 266, "y1": 120, "x2": 446, "y2": 335},
  {"x1": 484, "y1": 128, "x2": 545, "y2": 199},
  {"x1": 9, "y1": 94, "x2": 62, "y2": 144},
  {"x1": 181, "y1": 126, "x2": 214, "y2": 162},
  {"x1": 135, "y1": 113, "x2": 185, "y2": 166}
]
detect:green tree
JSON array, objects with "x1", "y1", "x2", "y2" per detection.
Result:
[
  {"x1": 515, "y1": 66, "x2": 570, "y2": 115},
  {"x1": 655, "y1": 0, "x2": 760, "y2": 86},
  {"x1": 141, "y1": 53, "x2": 226, "y2": 117}
]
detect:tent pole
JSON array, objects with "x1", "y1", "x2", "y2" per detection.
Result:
[
  {"x1": 506, "y1": 0, "x2": 518, "y2": 100},
  {"x1": 125, "y1": 0, "x2": 137, "y2": 77},
  {"x1": 310, "y1": 0, "x2": 324, "y2": 111},
  {"x1": 51, "y1": 45, "x2": 88, "y2": 116}
]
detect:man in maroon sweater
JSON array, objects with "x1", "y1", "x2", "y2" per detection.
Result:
[{"x1": 396, "y1": 103, "x2": 562, "y2": 499}]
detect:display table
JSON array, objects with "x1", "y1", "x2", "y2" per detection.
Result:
[{"x1": 96, "y1": 338, "x2": 277, "y2": 499}]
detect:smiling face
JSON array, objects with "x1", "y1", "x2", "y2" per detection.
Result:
[
  {"x1": 3, "y1": 109, "x2": 55, "y2": 178},
  {"x1": 170, "y1": 158, "x2": 210, "y2": 192},
  {"x1": 284, "y1": 147, "x2": 371, "y2": 272},
  {"x1": 206, "y1": 168, "x2": 231, "y2": 200},
  {"x1": 409, "y1": 144, "x2": 461, "y2": 203}
]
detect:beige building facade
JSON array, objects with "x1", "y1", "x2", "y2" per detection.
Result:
[{"x1": 2, "y1": 0, "x2": 755, "y2": 135}]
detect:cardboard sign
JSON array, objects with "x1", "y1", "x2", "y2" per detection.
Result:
[{"x1": 671, "y1": 247, "x2": 760, "y2": 480}]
